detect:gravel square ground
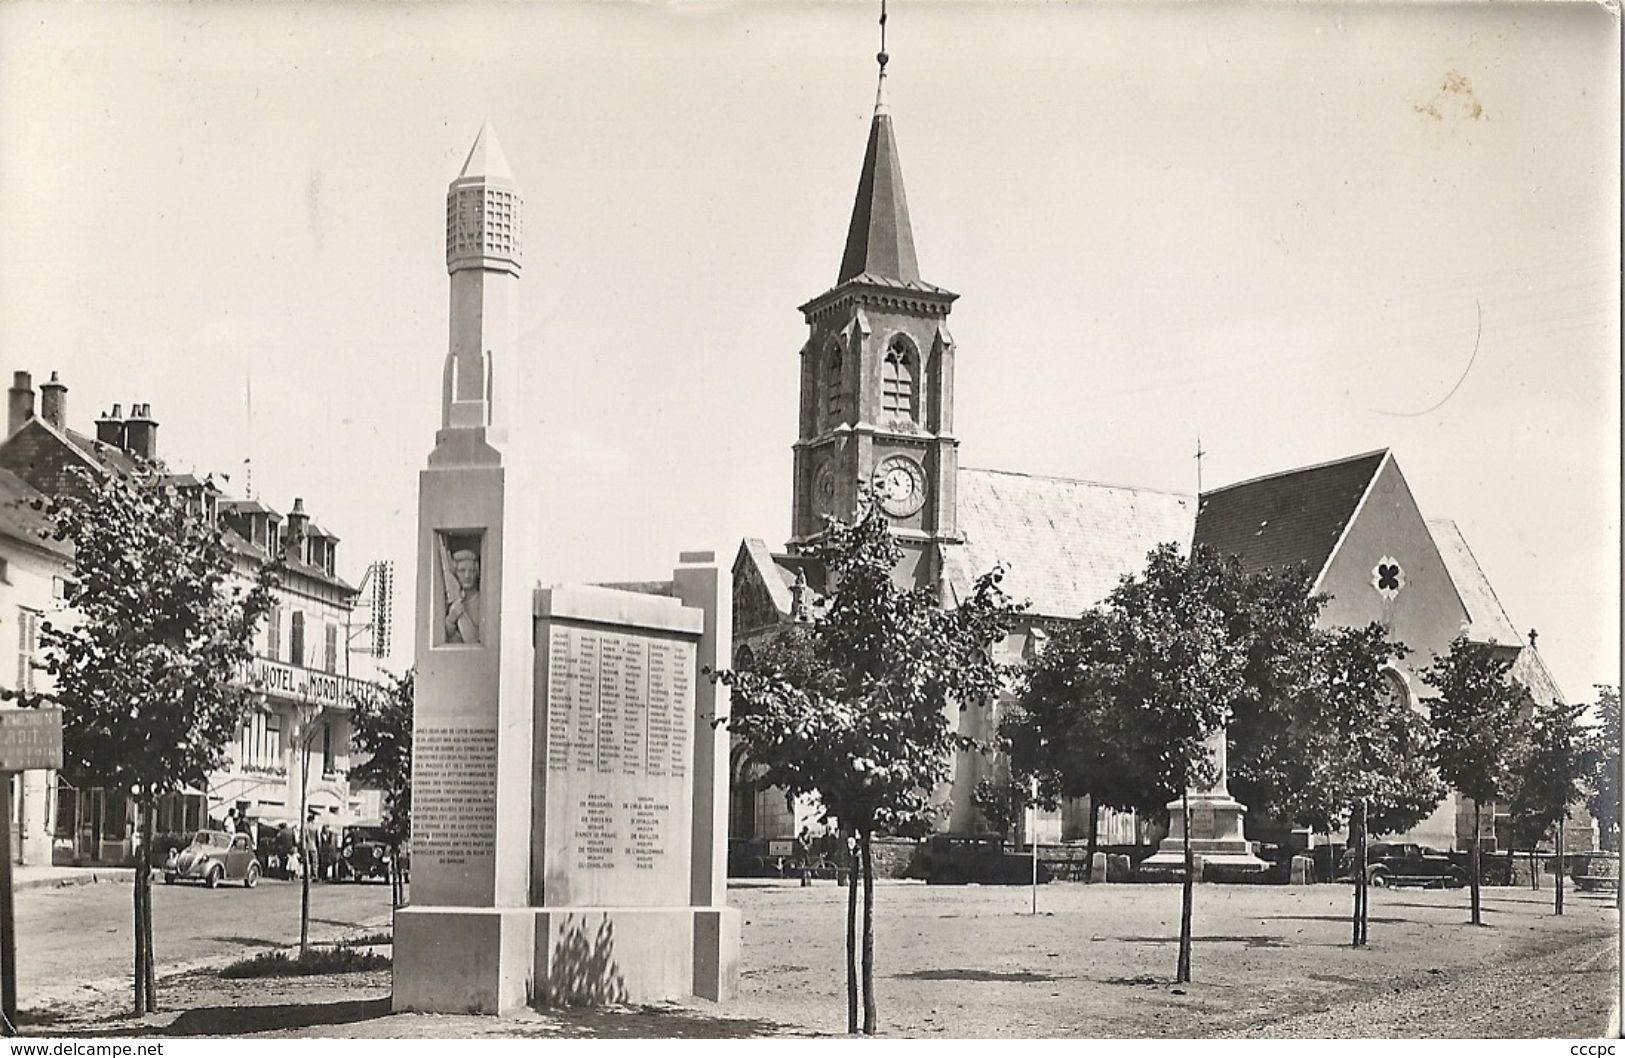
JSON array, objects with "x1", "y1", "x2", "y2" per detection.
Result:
[{"x1": 19, "y1": 879, "x2": 1618, "y2": 1038}]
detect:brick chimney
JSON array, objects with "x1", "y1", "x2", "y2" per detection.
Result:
[
  {"x1": 39, "y1": 372, "x2": 67, "y2": 429},
  {"x1": 7, "y1": 371, "x2": 34, "y2": 436},
  {"x1": 124, "y1": 402, "x2": 158, "y2": 461},
  {"x1": 96, "y1": 404, "x2": 126, "y2": 449},
  {"x1": 283, "y1": 497, "x2": 309, "y2": 562}
]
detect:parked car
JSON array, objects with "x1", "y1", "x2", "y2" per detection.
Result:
[
  {"x1": 164, "y1": 830, "x2": 261, "y2": 889},
  {"x1": 337, "y1": 825, "x2": 396, "y2": 883},
  {"x1": 1346, "y1": 842, "x2": 1467, "y2": 888},
  {"x1": 1572, "y1": 851, "x2": 1619, "y2": 892}
]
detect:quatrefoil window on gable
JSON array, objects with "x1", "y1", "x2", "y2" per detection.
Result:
[{"x1": 1372, "y1": 556, "x2": 1406, "y2": 600}]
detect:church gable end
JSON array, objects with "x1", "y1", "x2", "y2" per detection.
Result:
[{"x1": 1314, "y1": 453, "x2": 1469, "y2": 664}]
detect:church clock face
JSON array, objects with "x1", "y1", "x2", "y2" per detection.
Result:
[
  {"x1": 873, "y1": 454, "x2": 927, "y2": 518},
  {"x1": 813, "y1": 461, "x2": 838, "y2": 518}
]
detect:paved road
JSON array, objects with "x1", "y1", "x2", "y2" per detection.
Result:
[{"x1": 11, "y1": 876, "x2": 396, "y2": 1011}]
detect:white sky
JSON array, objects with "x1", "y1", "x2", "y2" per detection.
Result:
[{"x1": 0, "y1": 1, "x2": 1617, "y2": 697}]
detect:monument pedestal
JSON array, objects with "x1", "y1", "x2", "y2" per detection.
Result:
[
  {"x1": 394, "y1": 903, "x2": 742, "y2": 1011},
  {"x1": 1141, "y1": 790, "x2": 1267, "y2": 870},
  {"x1": 1141, "y1": 725, "x2": 1266, "y2": 874},
  {"x1": 532, "y1": 905, "x2": 741, "y2": 1005},
  {"x1": 393, "y1": 907, "x2": 537, "y2": 1014}
]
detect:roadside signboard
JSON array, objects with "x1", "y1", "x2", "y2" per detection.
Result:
[
  {"x1": 0, "y1": 707, "x2": 62, "y2": 1034},
  {"x1": 0, "y1": 709, "x2": 63, "y2": 773}
]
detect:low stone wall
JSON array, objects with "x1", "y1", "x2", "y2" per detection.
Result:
[{"x1": 868, "y1": 837, "x2": 921, "y2": 879}]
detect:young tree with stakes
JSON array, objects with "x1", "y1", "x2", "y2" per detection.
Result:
[
  {"x1": 18, "y1": 464, "x2": 275, "y2": 1014},
  {"x1": 1286, "y1": 626, "x2": 1443, "y2": 946},
  {"x1": 350, "y1": 669, "x2": 414, "y2": 910},
  {"x1": 1423, "y1": 636, "x2": 1534, "y2": 926},
  {"x1": 1002, "y1": 607, "x2": 1170, "y2": 881},
  {"x1": 714, "y1": 495, "x2": 1017, "y2": 1035},
  {"x1": 1585, "y1": 686, "x2": 1620, "y2": 855},
  {"x1": 1095, "y1": 543, "x2": 1249, "y2": 984},
  {"x1": 1507, "y1": 696, "x2": 1595, "y2": 915}
]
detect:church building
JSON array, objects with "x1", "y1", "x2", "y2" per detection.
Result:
[{"x1": 730, "y1": 37, "x2": 1568, "y2": 857}]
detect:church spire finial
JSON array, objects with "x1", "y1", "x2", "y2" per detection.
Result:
[
  {"x1": 837, "y1": 0, "x2": 918, "y2": 284},
  {"x1": 875, "y1": 0, "x2": 890, "y2": 115}
]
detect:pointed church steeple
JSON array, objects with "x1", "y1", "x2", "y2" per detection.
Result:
[
  {"x1": 837, "y1": 16, "x2": 919, "y2": 285},
  {"x1": 789, "y1": 3, "x2": 961, "y2": 591}
]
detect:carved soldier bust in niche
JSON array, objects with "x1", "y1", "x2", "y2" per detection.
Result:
[{"x1": 437, "y1": 532, "x2": 484, "y2": 645}]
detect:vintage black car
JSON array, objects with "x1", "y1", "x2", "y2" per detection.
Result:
[
  {"x1": 1352, "y1": 841, "x2": 1467, "y2": 888},
  {"x1": 337, "y1": 825, "x2": 399, "y2": 883},
  {"x1": 164, "y1": 830, "x2": 261, "y2": 889}
]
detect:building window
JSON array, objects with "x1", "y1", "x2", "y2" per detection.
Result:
[
  {"x1": 824, "y1": 346, "x2": 843, "y2": 428},
  {"x1": 321, "y1": 723, "x2": 333, "y2": 778},
  {"x1": 266, "y1": 604, "x2": 282, "y2": 659},
  {"x1": 881, "y1": 337, "x2": 917, "y2": 419},
  {"x1": 16, "y1": 608, "x2": 40, "y2": 694},
  {"x1": 289, "y1": 612, "x2": 305, "y2": 667},
  {"x1": 266, "y1": 713, "x2": 282, "y2": 765},
  {"x1": 324, "y1": 623, "x2": 339, "y2": 675}
]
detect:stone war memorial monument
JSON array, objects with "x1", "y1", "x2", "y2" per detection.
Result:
[{"x1": 392, "y1": 123, "x2": 740, "y2": 1014}]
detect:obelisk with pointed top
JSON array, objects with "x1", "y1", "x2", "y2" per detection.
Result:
[
  {"x1": 395, "y1": 121, "x2": 541, "y2": 1015},
  {"x1": 443, "y1": 121, "x2": 521, "y2": 433}
]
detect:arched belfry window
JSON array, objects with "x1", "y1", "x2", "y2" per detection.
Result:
[
  {"x1": 882, "y1": 337, "x2": 918, "y2": 419},
  {"x1": 824, "y1": 345, "x2": 844, "y2": 427}
]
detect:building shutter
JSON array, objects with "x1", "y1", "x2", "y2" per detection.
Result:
[
  {"x1": 290, "y1": 612, "x2": 305, "y2": 667},
  {"x1": 324, "y1": 623, "x2": 339, "y2": 674},
  {"x1": 16, "y1": 609, "x2": 39, "y2": 693},
  {"x1": 267, "y1": 604, "x2": 282, "y2": 660}
]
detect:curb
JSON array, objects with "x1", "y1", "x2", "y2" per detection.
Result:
[{"x1": 15, "y1": 869, "x2": 136, "y2": 892}]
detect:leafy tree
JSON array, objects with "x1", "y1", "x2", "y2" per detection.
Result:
[
  {"x1": 1093, "y1": 543, "x2": 1249, "y2": 983},
  {"x1": 1585, "y1": 686, "x2": 1620, "y2": 853},
  {"x1": 969, "y1": 777, "x2": 1028, "y2": 842},
  {"x1": 1285, "y1": 625, "x2": 1443, "y2": 946},
  {"x1": 714, "y1": 497, "x2": 1017, "y2": 1034},
  {"x1": 1506, "y1": 696, "x2": 1593, "y2": 914},
  {"x1": 1212, "y1": 562, "x2": 1329, "y2": 828},
  {"x1": 1004, "y1": 608, "x2": 1170, "y2": 880},
  {"x1": 1422, "y1": 636, "x2": 1533, "y2": 926},
  {"x1": 21, "y1": 464, "x2": 276, "y2": 1014},
  {"x1": 351, "y1": 669, "x2": 414, "y2": 910}
]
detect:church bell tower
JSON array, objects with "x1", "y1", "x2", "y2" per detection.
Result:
[{"x1": 790, "y1": 35, "x2": 960, "y2": 591}]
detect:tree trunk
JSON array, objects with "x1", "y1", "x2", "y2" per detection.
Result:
[
  {"x1": 860, "y1": 831, "x2": 876, "y2": 1036},
  {"x1": 132, "y1": 799, "x2": 148, "y2": 1016},
  {"x1": 1555, "y1": 818, "x2": 1565, "y2": 916},
  {"x1": 845, "y1": 828, "x2": 858, "y2": 1035},
  {"x1": 1085, "y1": 799, "x2": 1101, "y2": 882},
  {"x1": 1470, "y1": 802, "x2": 1482, "y2": 926},
  {"x1": 299, "y1": 742, "x2": 311, "y2": 956},
  {"x1": 141, "y1": 798, "x2": 156, "y2": 1009},
  {"x1": 1176, "y1": 789, "x2": 1193, "y2": 984},
  {"x1": 1350, "y1": 801, "x2": 1363, "y2": 948},
  {"x1": 1357, "y1": 799, "x2": 1369, "y2": 947}
]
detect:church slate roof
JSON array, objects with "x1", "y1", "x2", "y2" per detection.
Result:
[
  {"x1": 944, "y1": 468, "x2": 1197, "y2": 619},
  {"x1": 1192, "y1": 449, "x2": 1388, "y2": 578},
  {"x1": 1425, "y1": 517, "x2": 1524, "y2": 649}
]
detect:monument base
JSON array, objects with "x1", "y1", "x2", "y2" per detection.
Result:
[
  {"x1": 392, "y1": 906, "x2": 537, "y2": 1015},
  {"x1": 534, "y1": 905, "x2": 741, "y2": 1006},
  {"x1": 1141, "y1": 791, "x2": 1267, "y2": 871},
  {"x1": 392, "y1": 905, "x2": 741, "y2": 1013}
]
